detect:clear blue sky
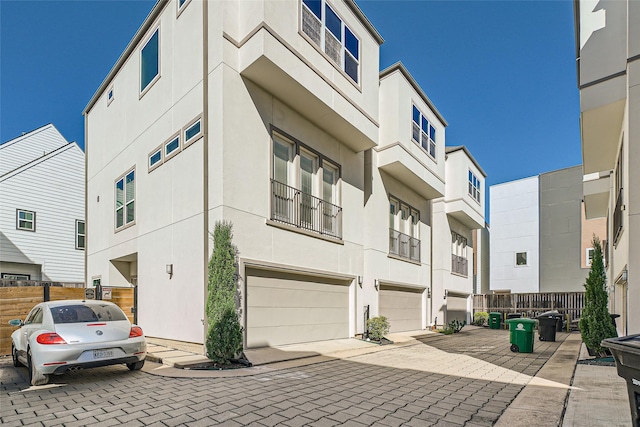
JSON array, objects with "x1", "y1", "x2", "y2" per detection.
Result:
[{"x1": 1, "y1": 0, "x2": 581, "y2": 218}]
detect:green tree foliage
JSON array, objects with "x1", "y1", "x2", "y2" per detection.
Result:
[
  {"x1": 366, "y1": 316, "x2": 390, "y2": 341},
  {"x1": 205, "y1": 221, "x2": 243, "y2": 364},
  {"x1": 579, "y1": 236, "x2": 617, "y2": 355}
]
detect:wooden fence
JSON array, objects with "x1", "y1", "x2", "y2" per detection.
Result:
[
  {"x1": 473, "y1": 292, "x2": 585, "y2": 323},
  {"x1": 0, "y1": 283, "x2": 134, "y2": 356}
]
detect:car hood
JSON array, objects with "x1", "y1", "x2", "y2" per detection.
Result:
[{"x1": 54, "y1": 321, "x2": 131, "y2": 344}]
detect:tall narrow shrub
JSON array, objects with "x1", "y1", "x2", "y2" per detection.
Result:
[
  {"x1": 579, "y1": 236, "x2": 617, "y2": 355},
  {"x1": 205, "y1": 221, "x2": 243, "y2": 364}
]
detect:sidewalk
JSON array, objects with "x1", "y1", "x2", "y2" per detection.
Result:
[{"x1": 143, "y1": 330, "x2": 631, "y2": 425}]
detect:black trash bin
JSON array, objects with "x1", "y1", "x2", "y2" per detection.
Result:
[
  {"x1": 537, "y1": 313, "x2": 557, "y2": 342},
  {"x1": 506, "y1": 313, "x2": 522, "y2": 319},
  {"x1": 602, "y1": 334, "x2": 640, "y2": 427}
]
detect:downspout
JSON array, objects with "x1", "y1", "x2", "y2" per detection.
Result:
[
  {"x1": 429, "y1": 199, "x2": 434, "y2": 328},
  {"x1": 202, "y1": 0, "x2": 209, "y2": 350},
  {"x1": 83, "y1": 113, "x2": 88, "y2": 289}
]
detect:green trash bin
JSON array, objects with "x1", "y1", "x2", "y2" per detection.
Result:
[
  {"x1": 506, "y1": 318, "x2": 537, "y2": 353},
  {"x1": 489, "y1": 312, "x2": 502, "y2": 330}
]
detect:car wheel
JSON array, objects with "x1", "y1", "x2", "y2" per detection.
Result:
[
  {"x1": 28, "y1": 349, "x2": 49, "y2": 386},
  {"x1": 126, "y1": 360, "x2": 145, "y2": 371},
  {"x1": 12, "y1": 344, "x2": 22, "y2": 367}
]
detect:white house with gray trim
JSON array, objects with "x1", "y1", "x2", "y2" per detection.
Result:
[
  {"x1": 0, "y1": 124, "x2": 85, "y2": 283},
  {"x1": 84, "y1": 0, "x2": 486, "y2": 348}
]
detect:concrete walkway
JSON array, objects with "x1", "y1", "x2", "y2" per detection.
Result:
[{"x1": 143, "y1": 329, "x2": 632, "y2": 425}]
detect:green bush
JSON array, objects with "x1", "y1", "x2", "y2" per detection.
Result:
[
  {"x1": 473, "y1": 312, "x2": 489, "y2": 326},
  {"x1": 367, "y1": 316, "x2": 390, "y2": 341},
  {"x1": 579, "y1": 236, "x2": 617, "y2": 355},
  {"x1": 449, "y1": 319, "x2": 466, "y2": 333},
  {"x1": 438, "y1": 327, "x2": 454, "y2": 335},
  {"x1": 205, "y1": 221, "x2": 243, "y2": 365}
]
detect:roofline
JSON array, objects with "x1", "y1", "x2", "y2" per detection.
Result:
[
  {"x1": 84, "y1": 0, "x2": 168, "y2": 115},
  {"x1": 345, "y1": 0, "x2": 384, "y2": 45},
  {"x1": 380, "y1": 62, "x2": 448, "y2": 126},
  {"x1": 445, "y1": 145, "x2": 487, "y2": 177},
  {"x1": 0, "y1": 142, "x2": 81, "y2": 182},
  {"x1": 0, "y1": 123, "x2": 55, "y2": 148}
]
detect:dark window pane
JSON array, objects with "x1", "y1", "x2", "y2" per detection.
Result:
[
  {"x1": 422, "y1": 116, "x2": 428, "y2": 132},
  {"x1": 126, "y1": 202, "x2": 135, "y2": 224},
  {"x1": 150, "y1": 150, "x2": 162, "y2": 166},
  {"x1": 78, "y1": 235, "x2": 85, "y2": 249},
  {"x1": 51, "y1": 304, "x2": 127, "y2": 324},
  {"x1": 345, "y1": 53, "x2": 358, "y2": 83},
  {"x1": 325, "y1": 4, "x2": 341, "y2": 39},
  {"x1": 412, "y1": 123, "x2": 420, "y2": 142},
  {"x1": 430, "y1": 125, "x2": 436, "y2": 142},
  {"x1": 412, "y1": 105, "x2": 420, "y2": 124},
  {"x1": 165, "y1": 137, "x2": 179, "y2": 155},
  {"x1": 345, "y1": 27, "x2": 358, "y2": 59},
  {"x1": 141, "y1": 30, "x2": 159, "y2": 91},
  {"x1": 116, "y1": 208, "x2": 124, "y2": 228},
  {"x1": 77, "y1": 221, "x2": 85, "y2": 234},
  {"x1": 303, "y1": 0, "x2": 321, "y2": 18},
  {"x1": 186, "y1": 120, "x2": 201, "y2": 141}
]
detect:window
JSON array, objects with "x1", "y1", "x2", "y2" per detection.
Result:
[
  {"x1": 16, "y1": 209, "x2": 35, "y2": 231},
  {"x1": 301, "y1": 0, "x2": 360, "y2": 83},
  {"x1": 149, "y1": 146, "x2": 162, "y2": 171},
  {"x1": 586, "y1": 248, "x2": 594, "y2": 267},
  {"x1": 115, "y1": 169, "x2": 135, "y2": 230},
  {"x1": 76, "y1": 220, "x2": 85, "y2": 250},
  {"x1": 140, "y1": 28, "x2": 160, "y2": 94},
  {"x1": 107, "y1": 86, "x2": 114, "y2": 106},
  {"x1": 270, "y1": 131, "x2": 342, "y2": 239},
  {"x1": 516, "y1": 252, "x2": 527, "y2": 266},
  {"x1": 1, "y1": 273, "x2": 31, "y2": 280},
  {"x1": 451, "y1": 231, "x2": 468, "y2": 276},
  {"x1": 177, "y1": 0, "x2": 192, "y2": 15},
  {"x1": 389, "y1": 197, "x2": 420, "y2": 262},
  {"x1": 468, "y1": 170, "x2": 481, "y2": 204},
  {"x1": 412, "y1": 105, "x2": 436, "y2": 159},
  {"x1": 164, "y1": 134, "x2": 181, "y2": 160},
  {"x1": 183, "y1": 117, "x2": 202, "y2": 147}
]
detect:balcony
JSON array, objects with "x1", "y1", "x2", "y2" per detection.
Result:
[
  {"x1": 613, "y1": 188, "x2": 623, "y2": 246},
  {"x1": 583, "y1": 172, "x2": 610, "y2": 219},
  {"x1": 389, "y1": 228, "x2": 420, "y2": 263},
  {"x1": 451, "y1": 255, "x2": 468, "y2": 277},
  {"x1": 377, "y1": 144, "x2": 445, "y2": 199},
  {"x1": 270, "y1": 179, "x2": 342, "y2": 240}
]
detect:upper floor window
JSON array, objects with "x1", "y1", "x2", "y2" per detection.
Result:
[
  {"x1": 76, "y1": 220, "x2": 86, "y2": 250},
  {"x1": 107, "y1": 86, "x2": 114, "y2": 106},
  {"x1": 164, "y1": 134, "x2": 181, "y2": 160},
  {"x1": 184, "y1": 117, "x2": 202, "y2": 147},
  {"x1": 468, "y1": 170, "x2": 481, "y2": 204},
  {"x1": 301, "y1": 0, "x2": 360, "y2": 84},
  {"x1": 177, "y1": 0, "x2": 191, "y2": 16},
  {"x1": 140, "y1": 28, "x2": 160, "y2": 94},
  {"x1": 115, "y1": 169, "x2": 135, "y2": 230},
  {"x1": 389, "y1": 197, "x2": 420, "y2": 262},
  {"x1": 516, "y1": 252, "x2": 527, "y2": 266},
  {"x1": 452, "y1": 231, "x2": 467, "y2": 258},
  {"x1": 586, "y1": 248, "x2": 594, "y2": 267},
  {"x1": 149, "y1": 146, "x2": 162, "y2": 171},
  {"x1": 412, "y1": 105, "x2": 436, "y2": 159},
  {"x1": 16, "y1": 209, "x2": 35, "y2": 232}
]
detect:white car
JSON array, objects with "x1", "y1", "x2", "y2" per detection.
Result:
[{"x1": 9, "y1": 300, "x2": 147, "y2": 386}]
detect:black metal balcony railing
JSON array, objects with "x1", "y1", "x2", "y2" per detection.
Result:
[
  {"x1": 389, "y1": 228, "x2": 420, "y2": 262},
  {"x1": 613, "y1": 188, "x2": 623, "y2": 246},
  {"x1": 452, "y1": 254, "x2": 468, "y2": 277},
  {"x1": 271, "y1": 179, "x2": 342, "y2": 239}
]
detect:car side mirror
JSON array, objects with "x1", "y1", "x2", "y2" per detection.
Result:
[{"x1": 8, "y1": 319, "x2": 23, "y2": 327}]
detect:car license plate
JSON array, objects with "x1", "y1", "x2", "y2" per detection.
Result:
[{"x1": 93, "y1": 349, "x2": 114, "y2": 359}]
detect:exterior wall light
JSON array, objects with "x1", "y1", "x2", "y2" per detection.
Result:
[
  {"x1": 444, "y1": 289, "x2": 448, "y2": 300},
  {"x1": 374, "y1": 279, "x2": 379, "y2": 291},
  {"x1": 166, "y1": 264, "x2": 173, "y2": 278}
]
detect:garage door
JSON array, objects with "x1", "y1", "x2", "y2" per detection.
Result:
[
  {"x1": 379, "y1": 285, "x2": 423, "y2": 333},
  {"x1": 246, "y1": 268, "x2": 350, "y2": 348},
  {"x1": 446, "y1": 293, "x2": 468, "y2": 324}
]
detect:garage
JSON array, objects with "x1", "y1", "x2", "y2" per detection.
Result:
[
  {"x1": 246, "y1": 268, "x2": 350, "y2": 348},
  {"x1": 378, "y1": 284, "x2": 424, "y2": 333},
  {"x1": 446, "y1": 292, "x2": 469, "y2": 324}
]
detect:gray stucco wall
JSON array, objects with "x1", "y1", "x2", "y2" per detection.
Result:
[{"x1": 539, "y1": 166, "x2": 588, "y2": 292}]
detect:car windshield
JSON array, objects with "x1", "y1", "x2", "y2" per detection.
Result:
[{"x1": 51, "y1": 304, "x2": 127, "y2": 324}]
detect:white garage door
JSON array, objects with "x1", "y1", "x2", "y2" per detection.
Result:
[
  {"x1": 379, "y1": 285, "x2": 423, "y2": 333},
  {"x1": 446, "y1": 293, "x2": 468, "y2": 324},
  {"x1": 246, "y1": 268, "x2": 350, "y2": 348}
]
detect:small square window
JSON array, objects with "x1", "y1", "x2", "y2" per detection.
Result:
[
  {"x1": 516, "y1": 252, "x2": 527, "y2": 266},
  {"x1": 165, "y1": 135, "x2": 180, "y2": 158},
  {"x1": 16, "y1": 209, "x2": 35, "y2": 231},
  {"x1": 184, "y1": 117, "x2": 202, "y2": 147},
  {"x1": 107, "y1": 86, "x2": 114, "y2": 105}
]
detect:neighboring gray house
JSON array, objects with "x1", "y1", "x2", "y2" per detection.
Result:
[
  {"x1": 490, "y1": 165, "x2": 606, "y2": 294},
  {"x1": 0, "y1": 124, "x2": 85, "y2": 283}
]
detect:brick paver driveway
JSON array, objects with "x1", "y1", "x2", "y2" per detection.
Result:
[{"x1": 1, "y1": 328, "x2": 568, "y2": 427}]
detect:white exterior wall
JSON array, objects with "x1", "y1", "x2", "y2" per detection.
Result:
[
  {"x1": 0, "y1": 137, "x2": 85, "y2": 283},
  {"x1": 490, "y1": 177, "x2": 539, "y2": 293},
  {"x1": 0, "y1": 124, "x2": 69, "y2": 175}
]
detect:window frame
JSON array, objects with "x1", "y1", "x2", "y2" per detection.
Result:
[
  {"x1": 16, "y1": 209, "x2": 36, "y2": 232},
  {"x1": 148, "y1": 144, "x2": 163, "y2": 172},
  {"x1": 164, "y1": 132, "x2": 181, "y2": 162},
  {"x1": 75, "y1": 220, "x2": 86, "y2": 250},
  {"x1": 1, "y1": 273, "x2": 31, "y2": 280},
  {"x1": 139, "y1": 25, "x2": 161, "y2": 98},
  {"x1": 176, "y1": 0, "x2": 192, "y2": 18},
  {"x1": 300, "y1": 0, "x2": 361, "y2": 86},
  {"x1": 115, "y1": 167, "x2": 136, "y2": 232},
  {"x1": 107, "y1": 85, "x2": 115, "y2": 106},
  {"x1": 389, "y1": 196, "x2": 420, "y2": 238},
  {"x1": 468, "y1": 169, "x2": 481, "y2": 204},
  {"x1": 411, "y1": 104, "x2": 437, "y2": 160},
  {"x1": 586, "y1": 248, "x2": 595, "y2": 267},
  {"x1": 451, "y1": 231, "x2": 468, "y2": 258},
  {"x1": 515, "y1": 251, "x2": 528, "y2": 267},
  {"x1": 183, "y1": 115, "x2": 203, "y2": 148}
]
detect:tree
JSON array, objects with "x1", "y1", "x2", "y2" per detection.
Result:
[
  {"x1": 579, "y1": 236, "x2": 617, "y2": 355},
  {"x1": 205, "y1": 221, "x2": 243, "y2": 364}
]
